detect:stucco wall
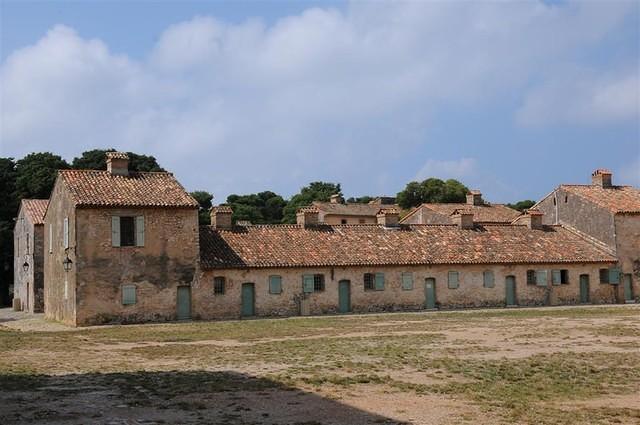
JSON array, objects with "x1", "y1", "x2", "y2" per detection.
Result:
[
  {"x1": 320, "y1": 214, "x2": 377, "y2": 225},
  {"x1": 614, "y1": 214, "x2": 640, "y2": 301},
  {"x1": 12, "y1": 210, "x2": 43, "y2": 312},
  {"x1": 401, "y1": 208, "x2": 450, "y2": 225},
  {"x1": 74, "y1": 207, "x2": 199, "y2": 326},
  {"x1": 194, "y1": 263, "x2": 616, "y2": 320}
]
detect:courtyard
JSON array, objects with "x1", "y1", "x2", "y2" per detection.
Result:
[{"x1": 1, "y1": 305, "x2": 639, "y2": 424}]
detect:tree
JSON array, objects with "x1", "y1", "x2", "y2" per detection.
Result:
[
  {"x1": 346, "y1": 196, "x2": 373, "y2": 204},
  {"x1": 72, "y1": 148, "x2": 165, "y2": 172},
  {"x1": 281, "y1": 182, "x2": 341, "y2": 223},
  {"x1": 506, "y1": 200, "x2": 536, "y2": 212},
  {"x1": 15, "y1": 152, "x2": 70, "y2": 200},
  {"x1": 396, "y1": 178, "x2": 469, "y2": 209},
  {"x1": 226, "y1": 191, "x2": 287, "y2": 224},
  {"x1": 190, "y1": 191, "x2": 214, "y2": 225},
  {"x1": 0, "y1": 158, "x2": 17, "y2": 305}
]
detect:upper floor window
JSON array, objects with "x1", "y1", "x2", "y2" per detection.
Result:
[
  {"x1": 341, "y1": 219, "x2": 347, "y2": 224},
  {"x1": 112, "y1": 216, "x2": 144, "y2": 247}
]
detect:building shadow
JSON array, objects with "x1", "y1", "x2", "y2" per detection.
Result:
[{"x1": 0, "y1": 370, "x2": 408, "y2": 424}]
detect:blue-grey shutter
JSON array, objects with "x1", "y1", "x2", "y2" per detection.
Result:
[
  {"x1": 536, "y1": 270, "x2": 548, "y2": 287},
  {"x1": 49, "y1": 225, "x2": 53, "y2": 254},
  {"x1": 63, "y1": 217, "x2": 69, "y2": 249},
  {"x1": 122, "y1": 285, "x2": 136, "y2": 305},
  {"x1": 303, "y1": 275, "x2": 314, "y2": 293},
  {"x1": 402, "y1": 272, "x2": 413, "y2": 290},
  {"x1": 609, "y1": 268, "x2": 621, "y2": 284},
  {"x1": 448, "y1": 271, "x2": 459, "y2": 289},
  {"x1": 135, "y1": 216, "x2": 145, "y2": 247},
  {"x1": 111, "y1": 216, "x2": 121, "y2": 247},
  {"x1": 483, "y1": 271, "x2": 494, "y2": 288},
  {"x1": 270, "y1": 276, "x2": 282, "y2": 294},
  {"x1": 375, "y1": 273, "x2": 385, "y2": 290},
  {"x1": 552, "y1": 270, "x2": 561, "y2": 285}
]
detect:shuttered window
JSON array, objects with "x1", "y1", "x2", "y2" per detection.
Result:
[
  {"x1": 401, "y1": 272, "x2": 413, "y2": 290},
  {"x1": 374, "y1": 273, "x2": 385, "y2": 291},
  {"x1": 448, "y1": 271, "x2": 459, "y2": 289},
  {"x1": 214, "y1": 277, "x2": 225, "y2": 295},
  {"x1": 526, "y1": 270, "x2": 536, "y2": 285},
  {"x1": 112, "y1": 216, "x2": 120, "y2": 247},
  {"x1": 120, "y1": 217, "x2": 135, "y2": 246},
  {"x1": 364, "y1": 273, "x2": 375, "y2": 291},
  {"x1": 536, "y1": 270, "x2": 548, "y2": 287},
  {"x1": 269, "y1": 275, "x2": 282, "y2": 294},
  {"x1": 63, "y1": 217, "x2": 69, "y2": 249},
  {"x1": 135, "y1": 216, "x2": 145, "y2": 246},
  {"x1": 122, "y1": 285, "x2": 136, "y2": 305},
  {"x1": 112, "y1": 216, "x2": 144, "y2": 247},
  {"x1": 302, "y1": 274, "x2": 314, "y2": 293},
  {"x1": 483, "y1": 271, "x2": 495, "y2": 288},
  {"x1": 552, "y1": 270, "x2": 562, "y2": 285},
  {"x1": 599, "y1": 268, "x2": 609, "y2": 284},
  {"x1": 609, "y1": 268, "x2": 621, "y2": 285}
]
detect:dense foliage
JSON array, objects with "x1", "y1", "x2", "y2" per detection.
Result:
[
  {"x1": 190, "y1": 191, "x2": 214, "y2": 225},
  {"x1": 506, "y1": 200, "x2": 536, "y2": 212},
  {"x1": 72, "y1": 149, "x2": 164, "y2": 172},
  {"x1": 396, "y1": 178, "x2": 469, "y2": 209},
  {"x1": 226, "y1": 191, "x2": 287, "y2": 225},
  {"x1": 281, "y1": 182, "x2": 342, "y2": 224}
]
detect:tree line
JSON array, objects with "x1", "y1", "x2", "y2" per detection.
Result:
[{"x1": 0, "y1": 149, "x2": 534, "y2": 305}]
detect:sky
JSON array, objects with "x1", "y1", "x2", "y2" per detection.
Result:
[{"x1": 1, "y1": 0, "x2": 639, "y2": 204}]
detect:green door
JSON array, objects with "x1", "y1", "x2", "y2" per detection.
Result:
[
  {"x1": 338, "y1": 280, "x2": 351, "y2": 313},
  {"x1": 425, "y1": 278, "x2": 436, "y2": 309},
  {"x1": 177, "y1": 286, "x2": 191, "y2": 320},
  {"x1": 580, "y1": 274, "x2": 590, "y2": 304},
  {"x1": 241, "y1": 283, "x2": 255, "y2": 317},
  {"x1": 505, "y1": 276, "x2": 516, "y2": 306},
  {"x1": 623, "y1": 274, "x2": 634, "y2": 302}
]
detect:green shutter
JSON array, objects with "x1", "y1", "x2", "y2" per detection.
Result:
[
  {"x1": 448, "y1": 271, "x2": 459, "y2": 289},
  {"x1": 401, "y1": 272, "x2": 413, "y2": 290},
  {"x1": 375, "y1": 273, "x2": 385, "y2": 290},
  {"x1": 135, "y1": 216, "x2": 145, "y2": 247},
  {"x1": 609, "y1": 268, "x2": 621, "y2": 285},
  {"x1": 122, "y1": 285, "x2": 136, "y2": 305},
  {"x1": 552, "y1": 270, "x2": 561, "y2": 285},
  {"x1": 483, "y1": 271, "x2": 494, "y2": 288},
  {"x1": 111, "y1": 216, "x2": 121, "y2": 247},
  {"x1": 536, "y1": 270, "x2": 548, "y2": 287},
  {"x1": 302, "y1": 275, "x2": 314, "y2": 293},
  {"x1": 269, "y1": 275, "x2": 282, "y2": 294}
]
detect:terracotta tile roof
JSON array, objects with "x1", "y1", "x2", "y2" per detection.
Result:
[
  {"x1": 560, "y1": 185, "x2": 640, "y2": 214},
  {"x1": 106, "y1": 152, "x2": 129, "y2": 160},
  {"x1": 312, "y1": 201, "x2": 388, "y2": 217},
  {"x1": 58, "y1": 170, "x2": 198, "y2": 208},
  {"x1": 401, "y1": 203, "x2": 520, "y2": 224},
  {"x1": 199, "y1": 223, "x2": 615, "y2": 269},
  {"x1": 20, "y1": 199, "x2": 49, "y2": 225}
]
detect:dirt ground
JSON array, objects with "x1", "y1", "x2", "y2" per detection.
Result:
[{"x1": 1, "y1": 305, "x2": 639, "y2": 424}]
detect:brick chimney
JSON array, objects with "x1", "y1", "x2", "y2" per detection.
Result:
[
  {"x1": 466, "y1": 190, "x2": 483, "y2": 206},
  {"x1": 297, "y1": 206, "x2": 319, "y2": 227},
  {"x1": 451, "y1": 209, "x2": 474, "y2": 229},
  {"x1": 591, "y1": 169, "x2": 612, "y2": 188},
  {"x1": 330, "y1": 194, "x2": 343, "y2": 204},
  {"x1": 512, "y1": 209, "x2": 544, "y2": 230},
  {"x1": 210, "y1": 205, "x2": 233, "y2": 230},
  {"x1": 376, "y1": 208, "x2": 400, "y2": 227},
  {"x1": 106, "y1": 152, "x2": 129, "y2": 176}
]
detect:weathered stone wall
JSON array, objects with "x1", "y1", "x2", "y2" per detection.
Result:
[
  {"x1": 44, "y1": 180, "x2": 77, "y2": 325},
  {"x1": 32, "y1": 225, "x2": 45, "y2": 312},
  {"x1": 401, "y1": 208, "x2": 450, "y2": 225},
  {"x1": 320, "y1": 214, "x2": 377, "y2": 225},
  {"x1": 12, "y1": 208, "x2": 41, "y2": 312},
  {"x1": 74, "y1": 207, "x2": 199, "y2": 326},
  {"x1": 195, "y1": 263, "x2": 616, "y2": 320},
  {"x1": 614, "y1": 214, "x2": 640, "y2": 301}
]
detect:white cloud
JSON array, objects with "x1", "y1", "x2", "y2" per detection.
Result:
[
  {"x1": 0, "y1": 1, "x2": 637, "y2": 200},
  {"x1": 415, "y1": 158, "x2": 477, "y2": 181}
]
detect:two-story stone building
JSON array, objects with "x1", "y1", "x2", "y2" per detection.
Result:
[
  {"x1": 44, "y1": 152, "x2": 200, "y2": 326},
  {"x1": 13, "y1": 199, "x2": 48, "y2": 312},
  {"x1": 535, "y1": 169, "x2": 640, "y2": 303},
  {"x1": 311, "y1": 195, "x2": 397, "y2": 225}
]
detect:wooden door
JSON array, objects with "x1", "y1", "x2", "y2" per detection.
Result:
[
  {"x1": 176, "y1": 286, "x2": 191, "y2": 320},
  {"x1": 425, "y1": 278, "x2": 436, "y2": 309},
  {"x1": 338, "y1": 280, "x2": 351, "y2": 313},
  {"x1": 241, "y1": 283, "x2": 255, "y2": 317},
  {"x1": 505, "y1": 276, "x2": 516, "y2": 306},
  {"x1": 579, "y1": 274, "x2": 590, "y2": 304},
  {"x1": 623, "y1": 274, "x2": 634, "y2": 302}
]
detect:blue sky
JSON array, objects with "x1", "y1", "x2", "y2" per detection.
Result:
[{"x1": 1, "y1": 0, "x2": 639, "y2": 203}]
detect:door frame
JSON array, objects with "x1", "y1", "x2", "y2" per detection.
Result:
[
  {"x1": 176, "y1": 285, "x2": 192, "y2": 320},
  {"x1": 505, "y1": 275, "x2": 517, "y2": 307},
  {"x1": 338, "y1": 279, "x2": 351, "y2": 313},
  {"x1": 579, "y1": 274, "x2": 590, "y2": 304},
  {"x1": 424, "y1": 277, "x2": 436, "y2": 310},
  {"x1": 241, "y1": 282, "x2": 256, "y2": 317},
  {"x1": 623, "y1": 274, "x2": 634, "y2": 303}
]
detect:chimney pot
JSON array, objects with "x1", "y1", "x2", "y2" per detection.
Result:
[
  {"x1": 106, "y1": 152, "x2": 129, "y2": 176},
  {"x1": 376, "y1": 208, "x2": 400, "y2": 227},
  {"x1": 591, "y1": 169, "x2": 612, "y2": 188},
  {"x1": 452, "y1": 209, "x2": 475, "y2": 229},
  {"x1": 210, "y1": 205, "x2": 233, "y2": 230},
  {"x1": 512, "y1": 209, "x2": 544, "y2": 230},
  {"x1": 297, "y1": 206, "x2": 319, "y2": 227}
]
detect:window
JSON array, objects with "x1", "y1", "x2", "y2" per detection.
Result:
[
  {"x1": 527, "y1": 270, "x2": 536, "y2": 285},
  {"x1": 214, "y1": 276, "x2": 225, "y2": 295},
  {"x1": 553, "y1": 198, "x2": 556, "y2": 206},
  {"x1": 600, "y1": 268, "x2": 609, "y2": 284},
  {"x1": 401, "y1": 272, "x2": 413, "y2": 290},
  {"x1": 561, "y1": 270, "x2": 569, "y2": 284},
  {"x1": 48, "y1": 225, "x2": 53, "y2": 254},
  {"x1": 112, "y1": 216, "x2": 144, "y2": 247},
  {"x1": 269, "y1": 275, "x2": 282, "y2": 294},
  {"x1": 63, "y1": 217, "x2": 69, "y2": 249},
  {"x1": 364, "y1": 273, "x2": 375, "y2": 291},
  {"x1": 313, "y1": 274, "x2": 325, "y2": 292},
  {"x1": 359, "y1": 219, "x2": 366, "y2": 224},
  {"x1": 536, "y1": 270, "x2": 548, "y2": 287},
  {"x1": 564, "y1": 195, "x2": 568, "y2": 203},
  {"x1": 122, "y1": 285, "x2": 136, "y2": 305},
  {"x1": 448, "y1": 271, "x2": 459, "y2": 289},
  {"x1": 341, "y1": 219, "x2": 347, "y2": 224},
  {"x1": 609, "y1": 268, "x2": 621, "y2": 285},
  {"x1": 483, "y1": 271, "x2": 495, "y2": 288},
  {"x1": 552, "y1": 269, "x2": 569, "y2": 285}
]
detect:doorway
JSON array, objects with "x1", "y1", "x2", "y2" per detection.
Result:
[
  {"x1": 425, "y1": 278, "x2": 436, "y2": 309},
  {"x1": 241, "y1": 283, "x2": 255, "y2": 317},
  {"x1": 579, "y1": 274, "x2": 590, "y2": 304},
  {"x1": 623, "y1": 274, "x2": 634, "y2": 303},
  {"x1": 176, "y1": 286, "x2": 191, "y2": 320},
  {"x1": 338, "y1": 280, "x2": 351, "y2": 313},
  {"x1": 505, "y1": 276, "x2": 516, "y2": 306}
]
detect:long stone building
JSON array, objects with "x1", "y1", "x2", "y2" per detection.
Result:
[{"x1": 15, "y1": 153, "x2": 639, "y2": 326}]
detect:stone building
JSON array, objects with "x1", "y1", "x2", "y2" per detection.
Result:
[
  {"x1": 195, "y1": 207, "x2": 617, "y2": 320},
  {"x1": 535, "y1": 169, "x2": 640, "y2": 303},
  {"x1": 43, "y1": 152, "x2": 200, "y2": 326},
  {"x1": 400, "y1": 191, "x2": 520, "y2": 225},
  {"x1": 13, "y1": 199, "x2": 48, "y2": 312},
  {"x1": 311, "y1": 194, "x2": 397, "y2": 225}
]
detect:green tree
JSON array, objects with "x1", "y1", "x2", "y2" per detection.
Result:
[
  {"x1": 72, "y1": 148, "x2": 164, "y2": 172},
  {"x1": 506, "y1": 200, "x2": 536, "y2": 212},
  {"x1": 0, "y1": 158, "x2": 18, "y2": 305},
  {"x1": 281, "y1": 182, "x2": 341, "y2": 223},
  {"x1": 227, "y1": 191, "x2": 287, "y2": 224},
  {"x1": 346, "y1": 196, "x2": 374, "y2": 204},
  {"x1": 15, "y1": 152, "x2": 70, "y2": 199},
  {"x1": 396, "y1": 178, "x2": 469, "y2": 209},
  {"x1": 190, "y1": 191, "x2": 214, "y2": 225}
]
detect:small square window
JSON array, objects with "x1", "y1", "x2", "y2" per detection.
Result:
[
  {"x1": 341, "y1": 219, "x2": 347, "y2": 224},
  {"x1": 269, "y1": 275, "x2": 282, "y2": 294},
  {"x1": 122, "y1": 285, "x2": 136, "y2": 305},
  {"x1": 483, "y1": 271, "x2": 495, "y2": 288},
  {"x1": 526, "y1": 270, "x2": 536, "y2": 285},
  {"x1": 364, "y1": 273, "x2": 375, "y2": 291},
  {"x1": 599, "y1": 269, "x2": 609, "y2": 284},
  {"x1": 214, "y1": 276, "x2": 225, "y2": 295},
  {"x1": 313, "y1": 274, "x2": 325, "y2": 292},
  {"x1": 401, "y1": 272, "x2": 413, "y2": 290},
  {"x1": 448, "y1": 271, "x2": 459, "y2": 289},
  {"x1": 560, "y1": 270, "x2": 569, "y2": 284}
]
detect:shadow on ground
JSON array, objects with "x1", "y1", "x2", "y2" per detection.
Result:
[{"x1": 0, "y1": 370, "x2": 407, "y2": 424}]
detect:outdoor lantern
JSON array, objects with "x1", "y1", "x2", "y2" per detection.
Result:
[
  {"x1": 62, "y1": 256, "x2": 73, "y2": 272},
  {"x1": 22, "y1": 261, "x2": 29, "y2": 272}
]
